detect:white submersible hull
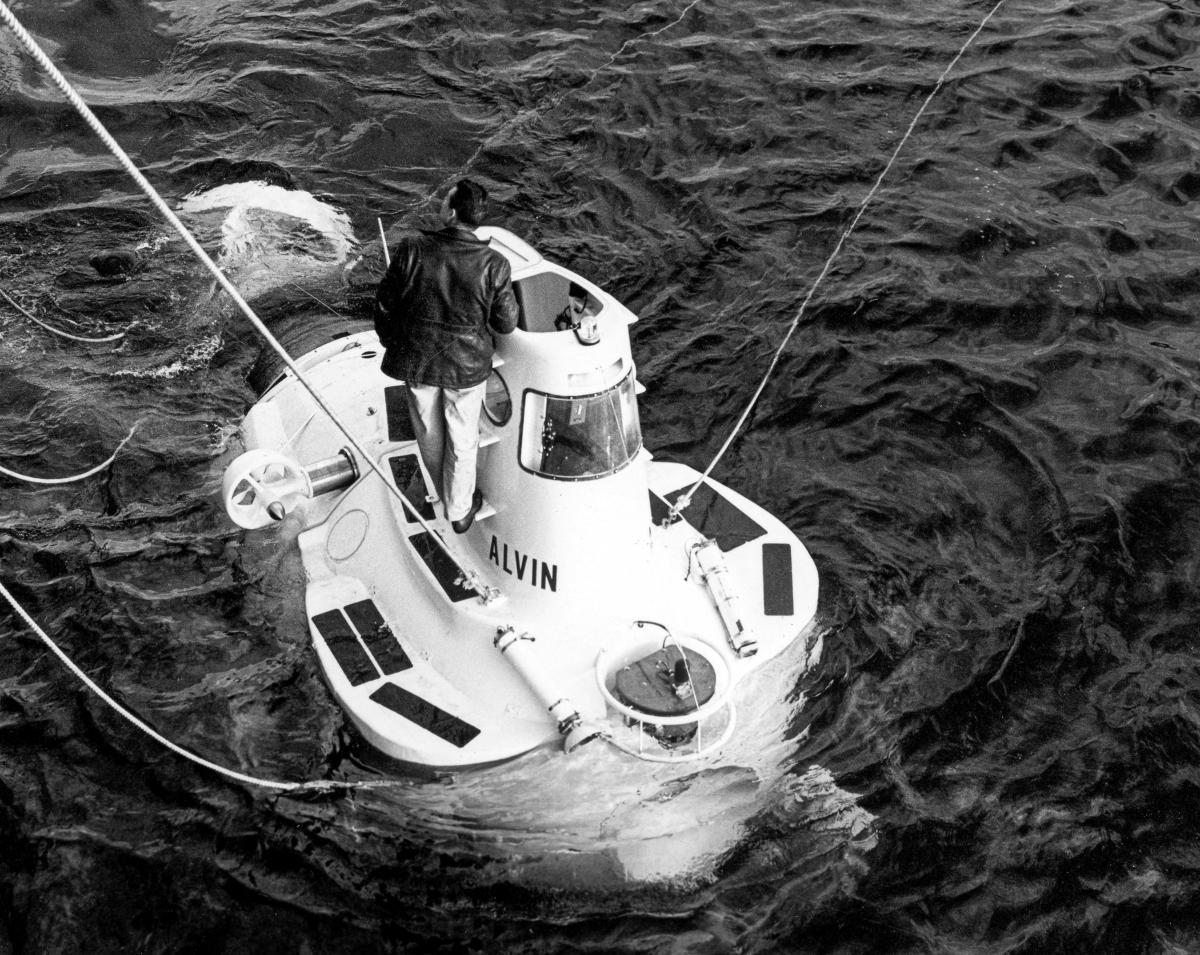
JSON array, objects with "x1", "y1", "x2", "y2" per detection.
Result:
[{"x1": 222, "y1": 227, "x2": 820, "y2": 769}]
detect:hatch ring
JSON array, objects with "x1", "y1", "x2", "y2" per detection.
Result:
[{"x1": 595, "y1": 622, "x2": 736, "y2": 762}]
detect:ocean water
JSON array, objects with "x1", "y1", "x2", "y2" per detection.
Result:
[{"x1": 2, "y1": 0, "x2": 1200, "y2": 952}]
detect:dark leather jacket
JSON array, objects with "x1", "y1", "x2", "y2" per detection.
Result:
[{"x1": 374, "y1": 227, "x2": 519, "y2": 388}]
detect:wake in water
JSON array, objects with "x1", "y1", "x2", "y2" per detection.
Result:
[
  {"x1": 99, "y1": 180, "x2": 361, "y2": 379},
  {"x1": 177, "y1": 179, "x2": 359, "y2": 308},
  {"x1": 244, "y1": 615, "x2": 870, "y2": 889},
  {"x1": 179, "y1": 181, "x2": 357, "y2": 267}
]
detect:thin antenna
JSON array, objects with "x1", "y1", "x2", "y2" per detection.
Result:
[{"x1": 378, "y1": 217, "x2": 390, "y2": 267}]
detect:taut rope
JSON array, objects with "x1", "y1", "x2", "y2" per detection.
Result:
[
  {"x1": 0, "y1": 0, "x2": 496, "y2": 790},
  {"x1": 666, "y1": 0, "x2": 1008, "y2": 523},
  {"x1": 0, "y1": 0, "x2": 497, "y2": 603}
]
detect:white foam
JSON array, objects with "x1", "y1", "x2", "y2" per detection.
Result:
[
  {"x1": 179, "y1": 180, "x2": 357, "y2": 266},
  {"x1": 109, "y1": 332, "x2": 222, "y2": 379}
]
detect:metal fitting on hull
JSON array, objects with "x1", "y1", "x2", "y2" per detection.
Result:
[{"x1": 494, "y1": 625, "x2": 604, "y2": 753}]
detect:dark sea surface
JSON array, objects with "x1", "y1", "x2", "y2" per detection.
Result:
[{"x1": 2, "y1": 0, "x2": 1200, "y2": 952}]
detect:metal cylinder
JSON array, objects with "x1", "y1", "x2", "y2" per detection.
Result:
[
  {"x1": 495, "y1": 627, "x2": 570, "y2": 717},
  {"x1": 304, "y1": 449, "x2": 358, "y2": 497},
  {"x1": 495, "y1": 626, "x2": 603, "y2": 752}
]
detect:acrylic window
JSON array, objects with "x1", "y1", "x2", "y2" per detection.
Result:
[
  {"x1": 520, "y1": 371, "x2": 642, "y2": 480},
  {"x1": 483, "y1": 369, "x2": 512, "y2": 426}
]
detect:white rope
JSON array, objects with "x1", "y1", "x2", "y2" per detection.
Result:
[
  {"x1": 0, "y1": 287, "x2": 125, "y2": 344},
  {"x1": 666, "y1": 0, "x2": 1008, "y2": 522},
  {"x1": 0, "y1": 419, "x2": 140, "y2": 485},
  {"x1": 0, "y1": 578, "x2": 376, "y2": 791},
  {"x1": 0, "y1": 0, "x2": 497, "y2": 604}
]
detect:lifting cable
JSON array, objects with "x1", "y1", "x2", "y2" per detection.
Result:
[
  {"x1": 666, "y1": 0, "x2": 1007, "y2": 524},
  {"x1": 0, "y1": 0, "x2": 496, "y2": 605}
]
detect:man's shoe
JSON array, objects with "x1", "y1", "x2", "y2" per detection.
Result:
[{"x1": 452, "y1": 490, "x2": 484, "y2": 534}]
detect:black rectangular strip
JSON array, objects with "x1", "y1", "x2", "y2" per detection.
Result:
[
  {"x1": 665, "y1": 483, "x2": 766, "y2": 552},
  {"x1": 388, "y1": 454, "x2": 435, "y2": 522},
  {"x1": 311, "y1": 609, "x2": 378, "y2": 685},
  {"x1": 384, "y1": 385, "x2": 416, "y2": 442},
  {"x1": 762, "y1": 542, "x2": 795, "y2": 616},
  {"x1": 370, "y1": 682, "x2": 481, "y2": 748},
  {"x1": 409, "y1": 531, "x2": 476, "y2": 602},
  {"x1": 344, "y1": 599, "x2": 412, "y2": 675}
]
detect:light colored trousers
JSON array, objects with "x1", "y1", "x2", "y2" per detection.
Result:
[{"x1": 405, "y1": 380, "x2": 486, "y2": 522}]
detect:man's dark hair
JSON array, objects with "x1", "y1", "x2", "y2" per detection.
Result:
[{"x1": 449, "y1": 179, "x2": 489, "y2": 226}]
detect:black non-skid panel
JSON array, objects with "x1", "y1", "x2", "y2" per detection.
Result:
[
  {"x1": 344, "y1": 599, "x2": 412, "y2": 674},
  {"x1": 370, "y1": 682, "x2": 481, "y2": 748},
  {"x1": 311, "y1": 609, "x2": 378, "y2": 685},
  {"x1": 408, "y1": 532, "x2": 476, "y2": 602},
  {"x1": 761, "y1": 542, "x2": 795, "y2": 616},
  {"x1": 384, "y1": 385, "x2": 416, "y2": 442},
  {"x1": 388, "y1": 454, "x2": 435, "y2": 522},
  {"x1": 659, "y1": 482, "x2": 767, "y2": 552}
]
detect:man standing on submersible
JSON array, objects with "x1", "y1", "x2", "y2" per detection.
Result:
[{"x1": 375, "y1": 179, "x2": 519, "y2": 533}]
